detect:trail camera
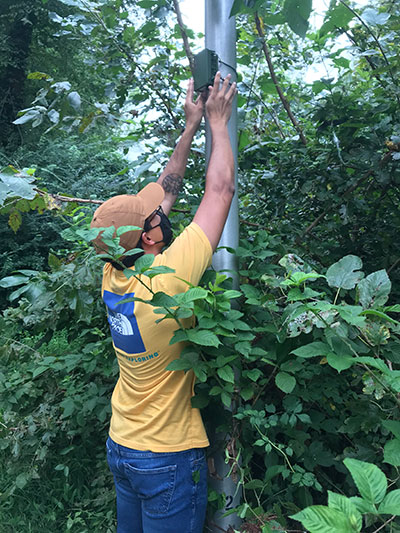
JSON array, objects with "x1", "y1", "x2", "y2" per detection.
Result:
[{"x1": 193, "y1": 49, "x2": 219, "y2": 92}]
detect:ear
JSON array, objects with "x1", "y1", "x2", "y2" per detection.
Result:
[{"x1": 141, "y1": 231, "x2": 156, "y2": 246}]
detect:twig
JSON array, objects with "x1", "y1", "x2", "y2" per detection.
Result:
[
  {"x1": 34, "y1": 188, "x2": 103, "y2": 205},
  {"x1": 254, "y1": 12, "x2": 307, "y2": 146},
  {"x1": 172, "y1": 0, "x2": 195, "y2": 75},
  {"x1": 388, "y1": 257, "x2": 400, "y2": 274},
  {"x1": 372, "y1": 515, "x2": 396, "y2": 533},
  {"x1": 339, "y1": 0, "x2": 400, "y2": 107}
]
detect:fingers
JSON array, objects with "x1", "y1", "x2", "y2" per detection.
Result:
[
  {"x1": 208, "y1": 71, "x2": 237, "y2": 98},
  {"x1": 226, "y1": 80, "x2": 237, "y2": 102},
  {"x1": 186, "y1": 78, "x2": 194, "y2": 102}
]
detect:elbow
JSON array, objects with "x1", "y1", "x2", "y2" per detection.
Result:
[{"x1": 209, "y1": 179, "x2": 235, "y2": 200}]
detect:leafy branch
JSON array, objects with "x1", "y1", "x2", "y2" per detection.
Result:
[{"x1": 254, "y1": 12, "x2": 307, "y2": 146}]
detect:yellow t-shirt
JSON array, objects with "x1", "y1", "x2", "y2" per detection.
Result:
[{"x1": 101, "y1": 222, "x2": 213, "y2": 452}]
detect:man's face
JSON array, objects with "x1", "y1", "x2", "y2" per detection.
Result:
[{"x1": 144, "y1": 206, "x2": 172, "y2": 246}]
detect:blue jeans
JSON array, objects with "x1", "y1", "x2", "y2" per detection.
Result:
[{"x1": 106, "y1": 437, "x2": 208, "y2": 533}]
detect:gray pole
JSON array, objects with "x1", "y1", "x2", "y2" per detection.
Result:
[
  {"x1": 206, "y1": 0, "x2": 239, "y2": 286},
  {"x1": 205, "y1": 1, "x2": 242, "y2": 532}
]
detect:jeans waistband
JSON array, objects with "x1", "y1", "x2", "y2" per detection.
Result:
[{"x1": 106, "y1": 436, "x2": 205, "y2": 459}]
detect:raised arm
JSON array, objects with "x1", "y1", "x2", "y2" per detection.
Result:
[
  {"x1": 193, "y1": 72, "x2": 237, "y2": 251},
  {"x1": 157, "y1": 79, "x2": 203, "y2": 215}
]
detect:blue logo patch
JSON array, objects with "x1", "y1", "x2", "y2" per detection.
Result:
[{"x1": 103, "y1": 290, "x2": 146, "y2": 354}]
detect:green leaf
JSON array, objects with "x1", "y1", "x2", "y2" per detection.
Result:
[
  {"x1": 343, "y1": 458, "x2": 387, "y2": 504},
  {"x1": 383, "y1": 439, "x2": 400, "y2": 467},
  {"x1": 221, "y1": 391, "x2": 232, "y2": 407},
  {"x1": 378, "y1": 489, "x2": 400, "y2": 515},
  {"x1": 355, "y1": 357, "x2": 390, "y2": 375},
  {"x1": 60, "y1": 398, "x2": 76, "y2": 418},
  {"x1": 0, "y1": 274, "x2": 29, "y2": 288},
  {"x1": 230, "y1": 0, "x2": 245, "y2": 17},
  {"x1": 186, "y1": 329, "x2": 220, "y2": 347},
  {"x1": 221, "y1": 290, "x2": 242, "y2": 300},
  {"x1": 291, "y1": 506, "x2": 355, "y2": 533},
  {"x1": 0, "y1": 174, "x2": 37, "y2": 203},
  {"x1": 275, "y1": 372, "x2": 296, "y2": 393},
  {"x1": 326, "y1": 255, "x2": 364, "y2": 290},
  {"x1": 165, "y1": 358, "x2": 192, "y2": 372},
  {"x1": 283, "y1": 0, "x2": 312, "y2": 39},
  {"x1": 15, "y1": 473, "x2": 29, "y2": 489},
  {"x1": 217, "y1": 365, "x2": 235, "y2": 383},
  {"x1": 382, "y1": 420, "x2": 400, "y2": 440},
  {"x1": 150, "y1": 291, "x2": 177, "y2": 308},
  {"x1": 134, "y1": 254, "x2": 155, "y2": 272},
  {"x1": 360, "y1": 309, "x2": 399, "y2": 325},
  {"x1": 328, "y1": 492, "x2": 362, "y2": 532},
  {"x1": 244, "y1": 369, "x2": 262, "y2": 382},
  {"x1": 291, "y1": 341, "x2": 331, "y2": 358},
  {"x1": 326, "y1": 353, "x2": 354, "y2": 373},
  {"x1": 244, "y1": 479, "x2": 264, "y2": 489},
  {"x1": 179, "y1": 287, "x2": 208, "y2": 303},
  {"x1": 358, "y1": 270, "x2": 391, "y2": 309},
  {"x1": 320, "y1": 3, "x2": 354, "y2": 35},
  {"x1": 116, "y1": 225, "x2": 142, "y2": 237},
  {"x1": 349, "y1": 497, "x2": 377, "y2": 514}
]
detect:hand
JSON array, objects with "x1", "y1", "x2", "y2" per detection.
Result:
[
  {"x1": 184, "y1": 78, "x2": 204, "y2": 131},
  {"x1": 205, "y1": 72, "x2": 237, "y2": 127}
]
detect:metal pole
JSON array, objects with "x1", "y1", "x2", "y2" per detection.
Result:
[
  {"x1": 206, "y1": 0, "x2": 239, "y2": 287},
  {"x1": 205, "y1": 2, "x2": 242, "y2": 531}
]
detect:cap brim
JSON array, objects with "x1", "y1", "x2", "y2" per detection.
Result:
[{"x1": 137, "y1": 182, "x2": 165, "y2": 217}]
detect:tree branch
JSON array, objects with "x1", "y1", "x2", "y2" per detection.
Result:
[
  {"x1": 34, "y1": 188, "x2": 103, "y2": 206},
  {"x1": 254, "y1": 12, "x2": 307, "y2": 146},
  {"x1": 172, "y1": 0, "x2": 195, "y2": 75}
]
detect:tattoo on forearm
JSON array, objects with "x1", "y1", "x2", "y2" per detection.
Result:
[{"x1": 162, "y1": 173, "x2": 183, "y2": 196}]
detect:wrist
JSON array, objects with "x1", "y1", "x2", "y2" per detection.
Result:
[
  {"x1": 183, "y1": 122, "x2": 199, "y2": 136},
  {"x1": 208, "y1": 120, "x2": 229, "y2": 132}
]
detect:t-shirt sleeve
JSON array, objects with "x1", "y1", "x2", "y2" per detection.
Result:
[{"x1": 158, "y1": 222, "x2": 212, "y2": 292}]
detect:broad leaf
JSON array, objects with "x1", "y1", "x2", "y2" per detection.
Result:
[
  {"x1": 186, "y1": 329, "x2": 220, "y2": 347},
  {"x1": 283, "y1": 0, "x2": 312, "y2": 39},
  {"x1": 358, "y1": 270, "x2": 391, "y2": 309},
  {"x1": 383, "y1": 439, "x2": 400, "y2": 467},
  {"x1": 327, "y1": 492, "x2": 362, "y2": 532},
  {"x1": 0, "y1": 174, "x2": 37, "y2": 203},
  {"x1": 275, "y1": 372, "x2": 296, "y2": 393},
  {"x1": 150, "y1": 291, "x2": 177, "y2": 308},
  {"x1": 349, "y1": 497, "x2": 377, "y2": 514},
  {"x1": 378, "y1": 489, "x2": 400, "y2": 515},
  {"x1": 217, "y1": 365, "x2": 235, "y2": 383},
  {"x1": 0, "y1": 274, "x2": 29, "y2": 288},
  {"x1": 343, "y1": 458, "x2": 387, "y2": 504},
  {"x1": 326, "y1": 255, "x2": 364, "y2": 290},
  {"x1": 382, "y1": 420, "x2": 400, "y2": 440},
  {"x1": 326, "y1": 353, "x2": 354, "y2": 373},
  {"x1": 320, "y1": 3, "x2": 354, "y2": 35},
  {"x1": 291, "y1": 341, "x2": 331, "y2": 358},
  {"x1": 291, "y1": 506, "x2": 355, "y2": 533},
  {"x1": 134, "y1": 254, "x2": 155, "y2": 272}
]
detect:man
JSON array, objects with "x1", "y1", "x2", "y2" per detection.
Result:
[{"x1": 91, "y1": 72, "x2": 237, "y2": 533}]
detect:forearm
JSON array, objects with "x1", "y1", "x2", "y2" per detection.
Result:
[
  {"x1": 157, "y1": 124, "x2": 198, "y2": 214},
  {"x1": 205, "y1": 124, "x2": 235, "y2": 196}
]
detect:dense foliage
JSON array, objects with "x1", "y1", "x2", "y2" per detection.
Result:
[{"x1": 1, "y1": 0, "x2": 400, "y2": 532}]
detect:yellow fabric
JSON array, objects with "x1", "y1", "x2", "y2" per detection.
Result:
[{"x1": 101, "y1": 222, "x2": 213, "y2": 452}]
